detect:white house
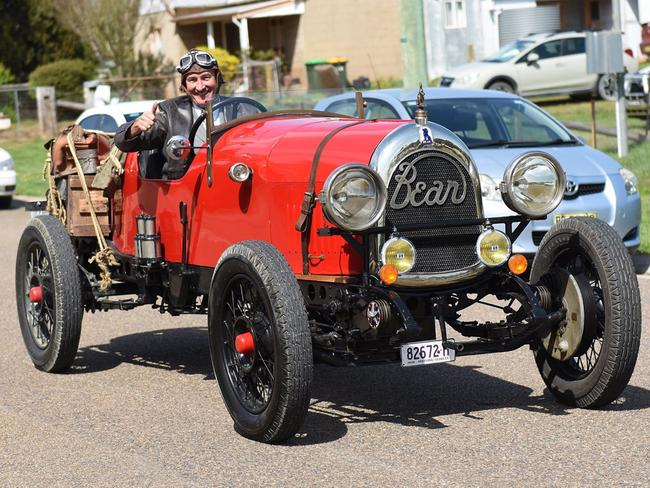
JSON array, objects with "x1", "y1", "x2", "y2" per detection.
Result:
[{"x1": 423, "y1": 0, "x2": 648, "y2": 80}]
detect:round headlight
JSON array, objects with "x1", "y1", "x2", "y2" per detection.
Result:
[
  {"x1": 479, "y1": 174, "x2": 501, "y2": 201},
  {"x1": 381, "y1": 237, "x2": 416, "y2": 273},
  {"x1": 321, "y1": 164, "x2": 387, "y2": 231},
  {"x1": 476, "y1": 229, "x2": 511, "y2": 267},
  {"x1": 500, "y1": 152, "x2": 565, "y2": 218},
  {"x1": 620, "y1": 168, "x2": 638, "y2": 195}
]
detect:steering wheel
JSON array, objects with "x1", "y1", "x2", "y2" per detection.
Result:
[{"x1": 186, "y1": 97, "x2": 267, "y2": 165}]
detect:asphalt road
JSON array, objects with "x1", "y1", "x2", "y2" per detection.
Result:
[{"x1": 1, "y1": 198, "x2": 649, "y2": 487}]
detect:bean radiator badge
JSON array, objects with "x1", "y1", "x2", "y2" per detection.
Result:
[{"x1": 389, "y1": 158, "x2": 467, "y2": 209}]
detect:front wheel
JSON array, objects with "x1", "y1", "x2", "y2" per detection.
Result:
[
  {"x1": 486, "y1": 80, "x2": 514, "y2": 93},
  {"x1": 208, "y1": 241, "x2": 312, "y2": 443},
  {"x1": 15, "y1": 215, "x2": 83, "y2": 372},
  {"x1": 531, "y1": 217, "x2": 641, "y2": 407}
]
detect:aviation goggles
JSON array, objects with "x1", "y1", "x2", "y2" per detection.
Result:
[{"x1": 176, "y1": 51, "x2": 217, "y2": 74}]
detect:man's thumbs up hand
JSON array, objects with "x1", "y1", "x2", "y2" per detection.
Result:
[{"x1": 129, "y1": 103, "x2": 158, "y2": 137}]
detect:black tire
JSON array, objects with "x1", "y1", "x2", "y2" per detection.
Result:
[
  {"x1": 530, "y1": 217, "x2": 641, "y2": 407},
  {"x1": 208, "y1": 240, "x2": 312, "y2": 443},
  {"x1": 0, "y1": 196, "x2": 12, "y2": 209},
  {"x1": 596, "y1": 74, "x2": 618, "y2": 101},
  {"x1": 486, "y1": 80, "x2": 514, "y2": 93},
  {"x1": 15, "y1": 215, "x2": 83, "y2": 372}
]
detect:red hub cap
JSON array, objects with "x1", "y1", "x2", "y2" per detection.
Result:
[
  {"x1": 235, "y1": 331, "x2": 255, "y2": 356},
  {"x1": 29, "y1": 286, "x2": 43, "y2": 303}
]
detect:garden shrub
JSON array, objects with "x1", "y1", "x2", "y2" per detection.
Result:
[
  {"x1": 28, "y1": 58, "x2": 94, "y2": 101},
  {"x1": 0, "y1": 63, "x2": 15, "y2": 85}
]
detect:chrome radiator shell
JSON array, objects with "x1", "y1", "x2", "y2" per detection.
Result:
[{"x1": 370, "y1": 122, "x2": 486, "y2": 287}]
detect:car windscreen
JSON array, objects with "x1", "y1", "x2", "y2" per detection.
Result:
[
  {"x1": 124, "y1": 112, "x2": 143, "y2": 122},
  {"x1": 482, "y1": 40, "x2": 535, "y2": 62},
  {"x1": 402, "y1": 98, "x2": 576, "y2": 148}
]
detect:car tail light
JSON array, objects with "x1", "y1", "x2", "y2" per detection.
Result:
[{"x1": 625, "y1": 48, "x2": 633, "y2": 57}]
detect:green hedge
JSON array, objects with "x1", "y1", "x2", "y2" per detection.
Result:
[
  {"x1": 28, "y1": 58, "x2": 94, "y2": 101},
  {"x1": 0, "y1": 63, "x2": 15, "y2": 85}
]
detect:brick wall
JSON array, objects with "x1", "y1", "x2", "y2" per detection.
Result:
[{"x1": 293, "y1": 0, "x2": 402, "y2": 85}]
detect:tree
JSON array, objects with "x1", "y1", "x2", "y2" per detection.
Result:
[
  {"x1": 48, "y1": 0, "x2": 145, "y2": 78},
  {"x1": 0, "y1": 0, "x2": 87, "y2": 81}
]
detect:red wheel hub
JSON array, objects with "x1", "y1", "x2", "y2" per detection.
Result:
[
  {"x1": 235, "y1": 331, "x2": 255, "y2": 356},
  {"x1": 29, "y1": 286, "x2": 43, "y2": 303}
]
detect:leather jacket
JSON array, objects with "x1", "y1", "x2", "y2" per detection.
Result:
[{"x1": 114, "y1": 94, "x2": 225, "y2": 178}]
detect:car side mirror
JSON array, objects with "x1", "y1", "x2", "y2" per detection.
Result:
[
  {"x1": 526, "y1": 52, "x2": 540, "y2": 64},
  {"x1": 164, "y1": 135, "x2": 191, "y2": 161}
]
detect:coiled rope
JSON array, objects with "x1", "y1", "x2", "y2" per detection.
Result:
[{"x1": 66, "y1": 131, "x2": 119, "y2": 290}]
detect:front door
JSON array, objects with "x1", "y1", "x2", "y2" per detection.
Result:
[{"x1": 514, "y1": 39, "x2": 564, "y2": 96}]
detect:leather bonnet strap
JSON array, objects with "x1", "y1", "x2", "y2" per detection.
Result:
[{"x1": 295, "y1": 119, "x2": 370, "y2": 274}]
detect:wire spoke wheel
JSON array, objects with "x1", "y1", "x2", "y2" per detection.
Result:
[
  {"x1": 209, "y1": 241, "x2": 312, "y2": 443},
  {"x1": 221, "y1": 275, "x2": 275, "y2": 413},
  {"x1": 23, "y1": 243, "x2": 55, "y2": 349},
  {"x1": 531, "y1": 217, "x2": 640, "y2": 407},
  {"x1": 15, "y1": 216, "x2": 83, "y2": 373}
]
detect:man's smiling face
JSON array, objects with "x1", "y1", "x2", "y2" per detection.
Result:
[{"x1": 184, "y1": 70, "x2": 218, "y2": 107}]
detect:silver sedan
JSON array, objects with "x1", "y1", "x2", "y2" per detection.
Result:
[{"x1": 315, "y1": 87, "x2": 641, "y2": 254}]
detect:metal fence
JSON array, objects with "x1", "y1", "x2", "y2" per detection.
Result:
[
  {"x1": 85, "y1": 74, "x2": 349, "y2": 112},
  {"x1": 241, "y1": 87, "x2": 347, "y2": 111},
  {"x1": 0, "y1": 83, "x2": 38, "y2": 132},
  {"x1": 0, "y1": 76, "x2": 355, "y2": 137}
]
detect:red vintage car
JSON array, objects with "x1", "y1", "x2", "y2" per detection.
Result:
[{"x1": 15, "y1": 94, "x2": 641, "y2": 443}]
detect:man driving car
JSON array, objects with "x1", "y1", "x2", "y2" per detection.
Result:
[{"x1": 114, "y1": 50, "x2": 255, "y2": 179}]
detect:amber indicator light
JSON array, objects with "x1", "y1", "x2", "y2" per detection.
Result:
[
  {"x1": 508, "y1": 254, "x2": 528, "y2": 275},
  {"x1": 378, "y1": 263, "x2": 399, "y2": 285}
]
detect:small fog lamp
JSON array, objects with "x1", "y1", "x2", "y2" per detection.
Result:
[
  {"x1": 378, "y1": 264, "x2": 399, "y2": 285},
  {"x1": 381, "y1": 237, "x2": 416, "y2": 273},
  {"x1": 476, "y1": 229, "x2": 511, "y2": 267},
  {"x1": 228, "y1": 162, "x2": 252, "y2": 182},
  {"x1": 508, "y1": 254, "x2": 528, "y2": 275}
]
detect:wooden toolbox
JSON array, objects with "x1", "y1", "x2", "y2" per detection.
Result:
[{"x1": 66, "y1": 174, "x2": 110, "y2": 237}]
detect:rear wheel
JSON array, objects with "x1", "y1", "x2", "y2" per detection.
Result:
[
  {"x1": 531, "y1": 217, "x2": 640, "y2": 407},
  {"x1": 596, "y1": 74, "x2": 618, "y2": 101},
  {"x1": 15, "y1": 215, "x2": 83, "y2": 372},
  {"x1": 208, "y1": 241, "x2": 312, "y2": 443}
]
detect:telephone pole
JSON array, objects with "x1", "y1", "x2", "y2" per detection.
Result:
[
  {"x1": 400, "y1": 0, "x2": 428, "y2": 88},
  {"x1": 612, "y1": 0, "x2": 628, "y2": 157}
]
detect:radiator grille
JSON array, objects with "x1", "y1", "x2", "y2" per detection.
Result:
[
  {"x1": 385, "y1": 150, "x2": 481, "y2": 273},
  {"x1": 564, "y1": 182, "x2": 605, "y2": 200}
]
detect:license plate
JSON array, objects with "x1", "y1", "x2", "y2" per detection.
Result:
[
  {"x1": 401, "y1": 340, "x2": 455, "y2": 367},
  {"x1": 554, "y1": 211, "x2": 597, "y2": 224}
]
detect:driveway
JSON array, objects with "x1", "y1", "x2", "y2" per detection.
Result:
[{"x1": 1, "y1": 198, "x2": 649, "y2": 486}]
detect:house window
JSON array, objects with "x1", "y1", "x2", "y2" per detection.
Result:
[{"x1": 445, "y1": 0, "x2": 467, "y2": 29}]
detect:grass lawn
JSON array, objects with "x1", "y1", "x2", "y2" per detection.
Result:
[
  {"x1": 1, "y1": 105, "x2": 648, "y2": 252},
  {"x1": 0, "y1": 120, "x2": 68, "y2": 196}
]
